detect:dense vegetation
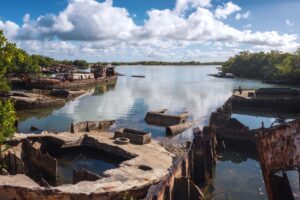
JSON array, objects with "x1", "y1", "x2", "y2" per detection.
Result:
[
  {"x1": 0, "y1": 31, "x2": 16, "y2": 154},
  {"x1": 0, "y1": 100, "x2": 16, "y2": 144},
  {"x1": 222, "y1": 50, "x2": 300, "y2": 83}
]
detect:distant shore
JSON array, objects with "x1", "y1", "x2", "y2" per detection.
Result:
[{"x1": 93, "y1": 61, "x2": 224, "y2": 66}]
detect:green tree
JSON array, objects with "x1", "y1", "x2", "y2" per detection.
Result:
[
  {"x1": 0, "y1": 31, "x2": 17, "y2": 172},
  {"x1": 0, "y1": 100, "x2": 16, "y2": 172},
  {"x1": 73, "y1": 60, "x2": 89, "y2": 69},
  {"x1": 0, "y1": 100, "x2": 15, "y2": 144},
  {"x1": 221, "y1": 50, "x2": 300, "y2": 84},
  {"x1": 0, "y1": 30, "x2": 19, "y2": 91}
]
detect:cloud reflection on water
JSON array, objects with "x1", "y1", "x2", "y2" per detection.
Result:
[{"x1": 18, "y1": 66, "x2": 237, "y2": 138}]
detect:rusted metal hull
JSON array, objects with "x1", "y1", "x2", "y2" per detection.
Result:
[
  {"x1": 24, "y1": 76, "x2": 118, "y2": 90},
  {"x1": 256, "y1": 119, "x2": 300, "y2": 200},
  {"x1": 145, "y1": 126, "x2": 217, "y2": 200}
]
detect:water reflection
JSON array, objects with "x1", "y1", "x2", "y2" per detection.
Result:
[
  {"x1": 53, "y1": 146, "x2": 124, "y2": 185},
  {"x1": 203, "y1": 149, "x2": 267, "y2": 200},
  {"x1": 18, "y1": 65, "x2": 278, "y2": 138},
  {"x1": 16, "y1": 65, "x2": 289, "y2": 200}
]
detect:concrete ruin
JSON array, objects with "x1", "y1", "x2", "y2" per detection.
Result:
[
  {"x1": 114, "y1": 128, "x2": 151, "y2": 145},
  {"x1": 0, "y1": 120, "x2": 219, "y2": 200},
  {"x1": 0, "y1": 131, "x2": 173, "y2": 200},
  {"x1": 256, "y1": 119, "x2": 300, "y2": 200},
  {"x1": 166, "y1": 122, "x2": 194, "y2": 136},
  {"x1": 145, "y1": 109, "x2": 189, "y2": 127},
  {"x1": 70, "y1": 120, "x2": 115, "y2": 133}
]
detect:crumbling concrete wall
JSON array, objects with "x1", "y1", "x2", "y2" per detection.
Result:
[
  {"x1": 23, "y1": 140, "x2": 57, "y2": 181},
  {"x1": 114, "y1": 128, "x2": 151, "y2": 145},
  {"x1": 256, "y1": 119, "x2": 300, "y2": 200},
  {"x1": 73, "y1": 168, "x2": 102, "y2": 184},
  {"x1": 70, "y1": 120, "x2": 115, "y2": 133}
]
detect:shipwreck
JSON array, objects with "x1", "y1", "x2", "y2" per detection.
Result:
[
  {"x1": 0, "y1": 121, "x2": 217, "y2": 200},
  {"x1": 10, "y1": 65, "x2": 117, "y2": 90}
]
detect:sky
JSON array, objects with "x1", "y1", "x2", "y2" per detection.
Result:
[{"x1": 0, "y1": 0, "x2": 299, "y2": 62}]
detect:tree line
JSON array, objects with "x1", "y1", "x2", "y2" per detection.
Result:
[
  {"x1": 221, "y1": 50, "x2": 300, "y2": 84},
  {"x1": 97, "y1": 61, "x2": 224, "y2": 66}
]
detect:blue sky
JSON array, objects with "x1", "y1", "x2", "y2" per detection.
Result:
[{"x1": 0, "y1": 0, "x2": 299, "y2": 62}]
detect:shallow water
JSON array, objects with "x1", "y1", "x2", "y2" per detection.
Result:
[
  {"x1": 17, "y1": 65, "x2": 280, "y2": 138},
  {"x1": 16, "y1": 65, "x2": 297, "y2": 199},
  {"x1": 53, "y1": 146, "x2": 124, "y2": 185}
]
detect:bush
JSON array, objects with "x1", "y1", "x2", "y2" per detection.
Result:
[{"x1": 0, "y1": 100, "x2": 16, "y2": 145}]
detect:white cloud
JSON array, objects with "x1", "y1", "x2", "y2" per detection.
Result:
[
  {"x1": 235, "y1": 11, "x2": 250, "y2": 20},
  {"x1": 214, "y1": 2, "x2": 241, "y2": 19},
  {"x1": 243, "y1": 24, "x2": 252, "y2": 29},
  {"x1": 0, "y1": 0, "x2": 298, "y2": 61},
  {"x1": 0, "y1": 20, "x2": 19, "y2": 39},
  {"x1": 173, "y1": 0, "x2": 211, "y2": 15},
  {"x1": 23, "y1": 14, "x2": 30, "y2": 23},
  {"x1": 286, "y1": 19, "x2": 294, "y2": 28},
  {"x1": 17, "y1": 0, "x2": 138, "y2": 41}
]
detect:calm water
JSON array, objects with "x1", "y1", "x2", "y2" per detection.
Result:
[
  {"x1": 16, "y1": 65, "x2": 296, "y2": 199},
  {"x1": 53, "y1": 146, "x2": 124, "y2": 185}
]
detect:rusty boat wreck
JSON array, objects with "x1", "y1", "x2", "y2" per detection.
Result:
[{"x1": 10, "y1": 64, "x2": 118, "y2": 90}]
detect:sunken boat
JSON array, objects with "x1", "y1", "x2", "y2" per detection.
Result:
[{"x1": 11, "y1": 65, "x2": 118, "y2": 90}]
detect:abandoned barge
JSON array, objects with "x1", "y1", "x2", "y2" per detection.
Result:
[{"x1": 10, "y1": 65, "x2": 117, "y2": 90}]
